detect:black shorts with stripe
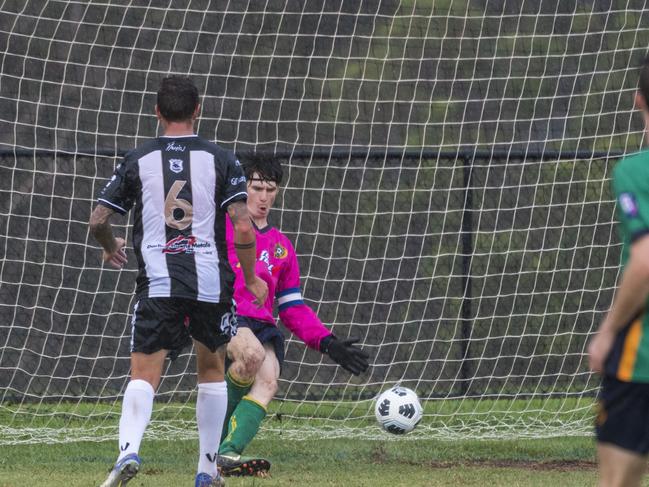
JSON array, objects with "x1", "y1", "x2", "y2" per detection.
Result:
[
  {"x1": 595, "y1": 375, "x2": 649, "y2": 454},
  {"x1": 130, "y1": 297, "x2": 237, "y2": 360}
]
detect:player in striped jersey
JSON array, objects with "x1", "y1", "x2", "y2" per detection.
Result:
[
  {"x1": 216, "y1": 154, "x2": 369, "y2": 477},
  {"x1": 90, "y1": 76, "x2": 267, "y2": 487},
  {"x1": 588, "y1": 57, "x2": 649, "y2": 487}
]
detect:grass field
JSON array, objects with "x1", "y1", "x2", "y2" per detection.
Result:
[
  {"x1": 0, "y1": 435, "x2": 613, "y2": 486},
  {"x1": 3, "y1": 397, "x2": 642, "y2": 485},
  {"x1": 1, "y1": 396, "x2": 596, "y2": 444}
]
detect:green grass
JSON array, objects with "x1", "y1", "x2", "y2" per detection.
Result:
[
  {"x1": 1, "y1": 396, "x2": 595, "y2": 444},
  {"x1": 0, "y1": 436, "x2": 607, "y2": 487},
  {"x1": 0, "y1": 397, "x2": 626, "y2": 485}
]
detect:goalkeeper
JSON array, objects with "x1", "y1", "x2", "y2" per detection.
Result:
[{"x1": 218, "y1": 154, "x2": 370, "y2": 477}]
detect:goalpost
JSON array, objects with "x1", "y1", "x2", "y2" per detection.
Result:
[{"x1": 0, "y1": 1, "x2": 645, "y2": 444}]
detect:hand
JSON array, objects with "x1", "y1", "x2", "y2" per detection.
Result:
[
  {"x1": 246, "y1": 276, "x2": 268, "y2": 308},
  {"x1": 103, "y1": 237, "x2": 128, "y2": 269},
  {"x1": 324, "y1": 337, "x2": 370, "y2": 375},
  {"x1": 588, "y1": 327, "x2": 616, "y2": 374}
]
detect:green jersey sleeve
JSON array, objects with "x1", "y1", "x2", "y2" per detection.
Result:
[{"x1": 613, "y1": 156, "x2": 649, "y2": 241}]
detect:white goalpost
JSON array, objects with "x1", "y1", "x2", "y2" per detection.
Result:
[{"x1": 1, "y1": 0, "x2": 646, "y2": 444}]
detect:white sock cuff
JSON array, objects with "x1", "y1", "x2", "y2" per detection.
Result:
[
  {"x1": 198, "y1": 381, "x2": 227, "y2": 395},
  {"x1": 127, "y1": 379, "x2": 155, "y2": 396}
]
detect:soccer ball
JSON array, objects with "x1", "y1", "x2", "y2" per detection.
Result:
[{"x1": 374, "y1": 386, "x2": 423, "y2": 434}]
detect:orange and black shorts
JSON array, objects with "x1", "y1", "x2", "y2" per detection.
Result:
[{"x1": 595, "y1": 375, "x2": 649, "y2": 454}]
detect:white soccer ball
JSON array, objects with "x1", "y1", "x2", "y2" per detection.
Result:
[{"x1": 374, "y1": 386, "x2": 423, "y2": 434}]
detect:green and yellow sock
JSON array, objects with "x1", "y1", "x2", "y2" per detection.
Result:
[
  {"x1": 219, "y1": 395, "x2": 267, "y2": 456},
  {"x1": 221, "y1": 370, "x2": 253, "y2": 441}
]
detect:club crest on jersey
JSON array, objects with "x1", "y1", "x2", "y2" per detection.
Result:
[
  {"x1": 163, "y1": 235, "x2": 196, "y2": 254},
  {"x1": 169, "y1": 158, "x2": 183, "y2": 174},
  {"x1": 619, "y1": 192, "x2": 638, "y2": 217},
  {"x1": 274, "y1": 243, "x2": 288, "y2": 259}
]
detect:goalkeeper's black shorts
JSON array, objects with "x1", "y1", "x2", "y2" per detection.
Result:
[
  {"x1": 595, "y1": 375, "x2": 649, "y2": 454},
  {"x1": 230, "y1": 316, "x2": 285, "y2": 369}
]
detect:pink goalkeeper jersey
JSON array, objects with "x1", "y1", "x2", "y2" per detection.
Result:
[{"x1": 225, "y1": 217, "x2": 331, "y2": 350}]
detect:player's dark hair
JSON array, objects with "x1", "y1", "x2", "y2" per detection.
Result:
[
  {"x1": 639, "y1": 56, "x2": 649, "y2": 106},
  {"x1": 239, "y1": 153, "x2": 284, "y2": 185},
  {"x1": 156, "y1": 76, "x2": 199, "y2": 122}
]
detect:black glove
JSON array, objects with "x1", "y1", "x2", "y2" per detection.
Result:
[{"x1": 320, "y1": 335, "x2": 370, "y2": 375}]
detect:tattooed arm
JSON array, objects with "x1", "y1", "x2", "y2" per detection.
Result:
[
  {"x1": 227, "y1": 200, "x2": 268, "y2": 305},
  {"x1": 89, "y1": 205, "x2": 127, "y2": 269}
]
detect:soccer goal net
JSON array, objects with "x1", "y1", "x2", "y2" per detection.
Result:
[{"x1": 1, "y1": 1, "x2": 646, "y2": 444}]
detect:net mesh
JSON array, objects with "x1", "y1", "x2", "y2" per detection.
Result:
[{"x1": 1, "y1": 0, "x2": 647, "y2": 444}]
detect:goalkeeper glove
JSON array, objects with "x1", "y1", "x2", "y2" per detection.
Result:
[{"x1": 320, "y1": 335, "x2": 369, "y2": 375}]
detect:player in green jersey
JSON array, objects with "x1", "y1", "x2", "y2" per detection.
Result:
[{"x1": 589, "y1": 56, "x2": 649, "y2": 487}]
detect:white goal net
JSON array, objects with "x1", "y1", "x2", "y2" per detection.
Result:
[{"x1": 1, "y1": 0, "x2": 647, "y2": 444}]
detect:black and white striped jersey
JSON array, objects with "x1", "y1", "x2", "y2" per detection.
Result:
[{"x1": 97, "y1": 135, "x2": 247, "y2": 303}]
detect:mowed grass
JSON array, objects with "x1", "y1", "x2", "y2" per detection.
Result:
[
  {"x1": 1, "y1": 395, "x2": 597, "y2": 443},
  {"x1": 1, "y1": 397, "x2": 639, "y2": 485},
  {"x1": 0, "y1": 436, "x2": 605, "y2": 487}
]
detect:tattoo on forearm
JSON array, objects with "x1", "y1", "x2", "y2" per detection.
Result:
[
  {"x1": 92, "y1": 221, "x2": 117, "y2": 252},
  {"x1": 90, "y1": 206, "x2": 117, "y2": 252}
]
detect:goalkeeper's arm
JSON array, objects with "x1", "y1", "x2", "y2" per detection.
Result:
[
  {"x1": 278, "y1": 303, "x2": 370, "y2": 375},
  {"x1": 319, "y1": 335, "x2": 369, "y2": 376},
  {"x1": 276, "y1": 236, "x2": 370, "y2": 375}
]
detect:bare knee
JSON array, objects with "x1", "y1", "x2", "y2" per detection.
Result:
[
  {"x1": 195, "y1": 342, "x2": 227, "y2": 383},
  {"x1": 130, "y1": 350, "x2": 167, "y2": 390},
  {"x1": 229, "y1": 340, "x2": 265, "y2": 381},
  {"x1": 598, "y1": 443, "x2": 647, "y2": 487}
]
